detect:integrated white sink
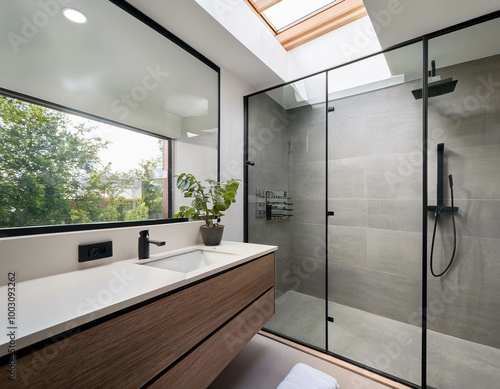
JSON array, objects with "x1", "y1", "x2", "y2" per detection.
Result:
[{"x1": 140, "y1": 249, "x2": 237, "y2": 274}]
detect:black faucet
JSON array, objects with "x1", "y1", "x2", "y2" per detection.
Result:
[{"x1": 138, "y1": 230, "x2": 165, "y2": 259}]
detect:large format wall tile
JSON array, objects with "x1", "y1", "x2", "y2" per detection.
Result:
[
  {"x1": 328, "y1": 198, "x2": 367, "y2": 228},
  {"x1": 290, "y1": 222, "x2": 326, "y2": 261},
  {"x1": 426, "y1": 234, "x2": 500, "y2": 293},
  {"x1": 291, "y1": 198, "x2": 325, "y2": 225},
  {"x1": 328, "y1": 116, "x2": 368, "y2": 159},
  {"x1": 329, "y1": 83, "x2": 420, "y2": 122},
  {"x1": 328, "y1": 226, "x2": 367, "y2": 268},
  {"x1": 367, "y1": 199, "x2": 422, "y2": 232},
  {"x1": 328, "y1": 164, "x2": 367, "y2": 198},
  {"x1": 366, "y1": 229, "x2": 421, "y2": 279},
  {"x1": 430, "y1": 199, "x2": 500, "y2": 239},
  {"x1": 427, "y1": 279, "x2": 500, "y2": 348},
  {"x1": 365, "y1": 110, "x2": 421, "y2": 157},
  {"x1": 367, "y1": 164, "x2": 422, "y2": 200},
  {"x1": 289, "y1": 255, "x2": 326, "y2": 299},
  {"x1": 289, "y1": 123, "x2": 326, "y2": 164},
  {"x1": 248, "y1": 93, "x2": 290, "y2": 173},
  {"x1": 289, "y1": 161, "x2": 326, "y2": 200}
]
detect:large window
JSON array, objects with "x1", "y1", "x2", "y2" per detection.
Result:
[
  {"x1": 0, "y1": 95, "x2": 169, "y2": 229},
  {"x1": 0, "y1": 1, "x2": 220, "y2": 236}
]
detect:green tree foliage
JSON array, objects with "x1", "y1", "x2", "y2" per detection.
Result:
[{"x1": 0, "y1": 96, "x2": 163, "y2": 228}]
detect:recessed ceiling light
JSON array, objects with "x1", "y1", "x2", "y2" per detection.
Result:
[{"x1": 62, "y1": 8, "x2": 87, "y2": 24}]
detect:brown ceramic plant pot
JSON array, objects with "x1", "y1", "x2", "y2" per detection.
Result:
[{"x1": 200, "y1": 225, "x2": 224, "y2": 246}]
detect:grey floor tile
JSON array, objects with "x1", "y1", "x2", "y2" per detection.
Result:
[
  {"x1": 263, "y1": 291, "x2": 499, "y2": 389},
  {"x1": 265, "y1": 291, "x2": 326, "y2": 349},
  {"x1": 329, "y1": 263, "x2": 421, "y2": 324}
]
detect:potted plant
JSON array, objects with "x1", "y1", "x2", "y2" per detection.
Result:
[{"x1": 174, "y1": 173, "x2": 240, "y2": 246}]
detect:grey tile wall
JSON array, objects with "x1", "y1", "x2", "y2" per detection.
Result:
[
  {"x1": 287, "y1": 104, "x2": 327, "y2": 301},
  {"x1": 327, "y1": 73, "x2": 423, "y2": 328},
  {"x1": 426, "y1": 53, "x2": 500, "y2": 348},
  {"x1": 247, "y1": 93, "x2": 291, "y2": 297},
  {"x1": 248, "y1": 54, "x2": 500, "y2": 353},
  {"x1": 325, "y1": 54, "x2": 500, "y2": 349}
]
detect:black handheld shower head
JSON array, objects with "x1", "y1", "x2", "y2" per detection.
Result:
[{"x1": 449, "y1": 174, "x2": 454, "y2": 188}]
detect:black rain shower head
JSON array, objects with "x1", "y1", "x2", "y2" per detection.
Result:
[
  {"x1": 411, "y1": 78, "x2": 458, "y2": 100},
  {"x1": 411, "y1": 60, "x2": 458, "y2": 100}
]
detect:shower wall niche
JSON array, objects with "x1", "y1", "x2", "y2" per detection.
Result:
[{"x1": 245, "y1": 14, "x2": 500, "y2": 389}]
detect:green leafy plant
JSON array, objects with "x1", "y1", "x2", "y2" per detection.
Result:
[{"x1": 174, "y1": 173, "x2": 240, "y2": 227}]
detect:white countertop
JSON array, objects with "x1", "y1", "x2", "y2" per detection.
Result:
[{"x1": 0, "y1": 241, "x2": 276, "y2": 357}]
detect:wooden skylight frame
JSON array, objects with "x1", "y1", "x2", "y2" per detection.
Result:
[{"x1": 247, "y1": 0, "x2": 368, "y2": 50}]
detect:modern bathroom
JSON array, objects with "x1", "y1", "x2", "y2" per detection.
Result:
[{"x1": 0, "y1": 1, "x2": 499, "y2": 388}]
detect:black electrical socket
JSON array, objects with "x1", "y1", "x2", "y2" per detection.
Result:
[{"x1": 78, "y1": 241, "x2": 113, "y2": 262}]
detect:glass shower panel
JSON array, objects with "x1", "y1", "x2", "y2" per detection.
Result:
[
  {"x1": 326, "y1": 43, "x2": 423, "y2": 386},
  {"x1": 246, "y1": 73, "x2": 327, "y2": 349},
  {"x1": 427, "y1": 19, "x2": 500, "y2": 389}
]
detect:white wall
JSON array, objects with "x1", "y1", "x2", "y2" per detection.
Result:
[
  {"x1": 0, "y1": 221, "x2": 204, "y2": 285},
  {"x1": 219, "y1": 68, "x2": 254, "y2": 242}
]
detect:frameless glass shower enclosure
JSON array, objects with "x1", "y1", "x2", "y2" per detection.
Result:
[{"x1": 245, "y1": 14, "x2": 500, "y2": 389}]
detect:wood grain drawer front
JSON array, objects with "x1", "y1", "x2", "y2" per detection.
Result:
[
  {"x1": 2, "y1": 253, "x2": 275, "y2": 389},
  {"x1": 149, "y1": 288, "x2": 275, "y2": 389}
]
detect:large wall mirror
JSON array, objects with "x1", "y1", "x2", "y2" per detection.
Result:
[{"x1": 0, "y1": 0, "x2": 219, "y2": 236}]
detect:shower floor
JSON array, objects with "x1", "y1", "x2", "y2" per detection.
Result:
[{"x1": 265, "y1": 290, "x2": 500, "y2": 388}]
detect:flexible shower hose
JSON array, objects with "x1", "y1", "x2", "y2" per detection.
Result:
[{"x1": 430, "y1": 175, "x2": 457, "y2": 277}]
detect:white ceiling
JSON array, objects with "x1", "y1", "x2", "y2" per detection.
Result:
[
  {"x1": 125, "y1": 0, "x2": 285, "y2": 91},
  {"x1": 363, "y1": 0, "x2": 500, "y2": 49},
  {"x1": 127, "y1": 0, "x2": 499, "y2": 92},
  {"x1": 0, "y1": 0, "x2": 219, "y2": 139}
]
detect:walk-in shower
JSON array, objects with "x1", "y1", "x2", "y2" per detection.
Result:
[{"x1": 245, "y1": 14, "x2": 500, "y2": 389}]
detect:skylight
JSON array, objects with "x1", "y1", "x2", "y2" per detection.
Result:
[
  {"x1": 262, "y1": 0, "x2": 339, "y2": 32},
  {"x1": 247, "y1": 0, "x2": 367, "y2": 50}
]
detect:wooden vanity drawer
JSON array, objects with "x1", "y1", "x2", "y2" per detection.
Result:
[
  {"x1": 1, "y1": 253, "x2": 275, "y2": 389},
  {"x1": 149, "y1": 288, "x2": 275, "y2": 389}
]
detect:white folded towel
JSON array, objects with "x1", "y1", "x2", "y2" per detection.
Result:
[
  {"x1": 276, "y1": 380, "x2": 303, "y2": 389},
  {"x1": 277, "y1": 363, "x2": 340, "y2": 389}
]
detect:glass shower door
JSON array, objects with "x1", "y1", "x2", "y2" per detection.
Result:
[
  {"x1": 426, "y1": 19, "x2": 500, "y2": 389},
  {"x1": 326, "y1": 44, "x2": 423, "y2": 386},
  {"x1": 246, "y1": 73, "x2": 328, "y2": 349}
]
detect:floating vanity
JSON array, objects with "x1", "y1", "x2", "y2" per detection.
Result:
[{"x1": 0, "y1": 241, "x2": 276, "y2": 388}]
